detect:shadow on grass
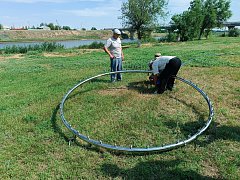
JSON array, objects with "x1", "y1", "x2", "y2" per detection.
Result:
[
  {"x1": 163, "y1": 94, "x2": 207, "y2": 136},
  {"x1": 127, "y1": 80, "x2": 155, "y2": 94},
  {"x1": 50, "y1": 102, "x2": 106, "y2": 153},
  {"x1": 91, "y1": 78, "x2": 111, "y2": 83},
  {"x1": 101, "y1": 160, "x2": 217, "y2": 179},
  {"x1": 51, "y1": 103, "x2": 69, "y2": 142},
  {"x1": 197, "y1": 122, "x2": 240, "y2": 145}
]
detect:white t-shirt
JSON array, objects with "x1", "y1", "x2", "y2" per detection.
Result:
[
  {"x1": 152, "y1": 56, "x2": 176, "y2": 75},
  {"x1": 104, "y1": 37, "x2": 122, "y2": 58}
]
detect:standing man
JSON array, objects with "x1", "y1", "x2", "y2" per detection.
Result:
[
  {"x1": 149, "y1": 53, "x2": 182, "y2": 94},
  {"x1": 103, "y1": 28, "x2": 124, "y2": 82}
]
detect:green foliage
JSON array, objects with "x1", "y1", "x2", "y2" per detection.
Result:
[
  {"x1": 166, "y1": 33, "x2": 178, "y2": 42},
  {"x1": 62, "y1": 26, "x2": 71, "y2": 30},
  {"x1": 172, "y1": 11, "x2": 192, "y2": 41},
  {"x1": 171, "y1": 0, "x2": 232, "y2": 41},
  {"x1": 120, "y1": 0, "x2": 167, "y2": 40},
  {"x1": 0, "y1": 24, "x2": 3, "y2": 30},
  {"x1": 91, "y1": 27, "x2": 97, "y2": 30},
  {"x1": 228, "y1": 28, "x2": 240, "y2": 37},
  {"x1": 78, "y1": 41, "x2": 105, "y2": 49},
  {"x1": 3, "y1": 42, "x2": 64, "y2": 54}
]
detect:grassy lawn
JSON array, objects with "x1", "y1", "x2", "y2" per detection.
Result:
[{"x1": 0, "y1": 37, "x2": 239, "y2": 179}]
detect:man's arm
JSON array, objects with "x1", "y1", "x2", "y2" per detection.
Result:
[
  {"x1": 153, "y1": 74, "x2": 158, "y2": 86},
  {"x1": 103, "y1": 46, "x2": 114, "y2": 59},
  {"x1": 152, "y1": 61, "x2": 159, "y2": 86}
]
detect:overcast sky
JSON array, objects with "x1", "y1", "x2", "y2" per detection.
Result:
[{"x1": 0, "y1": 0, "x2": 239, "y2": 29}]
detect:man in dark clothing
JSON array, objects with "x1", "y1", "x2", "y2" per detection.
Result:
[{"x1": 149, "y1": 53, "x2": 182, "y2": 94}]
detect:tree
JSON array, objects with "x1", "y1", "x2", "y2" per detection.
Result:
[
  {"x1": 91, "y1": 27, "x2": 97, "y2": 30},
  {"x1": 120, "y1": 0, "x2": 167, "y2": 43},
  {"x1": 55, "y1": 25, "x2": 61, "y2": 30},
  {"x1": 63, "y1": 26, "x2": 71, "y2": 30},
  {"x1": 40, "y1": 22, "x2": 46, "y2": 27},
  {"x1": 0, "y1": 24, "x2": 3, "y2": 30},
  {"x1": 171, "y1": 0, "x2": 231, "y2": 41},
  {"x1": 172, "y1": 11, "x2": 192, "y2": 41},
  {"x1": 47, "y1": 23, "x2": 55, "y2": 30},
  {"x1": 199, "y1": 0, "x2": 231, "y2": 39}
]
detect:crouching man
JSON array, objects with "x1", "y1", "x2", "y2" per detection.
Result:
[{"x1": 149, "y1": 53, "x2": 182, "y2": 94}]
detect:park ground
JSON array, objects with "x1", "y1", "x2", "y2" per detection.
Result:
[{"x1": 0, "y1": 36, "x2": 239, "y2": 179}]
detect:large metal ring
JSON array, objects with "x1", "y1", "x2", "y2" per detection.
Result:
[{"x1": 60, "y1": 70, "x2": 214, "y2": 152}]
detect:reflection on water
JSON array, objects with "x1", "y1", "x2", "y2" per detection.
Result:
[{"x1": 0, "y1": 39, "x2": 138, "y2": 49}]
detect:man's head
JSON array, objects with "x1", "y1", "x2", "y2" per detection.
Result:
[
  {"x1": 155, "y1": 53, "x2": 161, "y2": 58},
  {"x1": 113, "y1": 28, "x2": 121, "y2": 38}
]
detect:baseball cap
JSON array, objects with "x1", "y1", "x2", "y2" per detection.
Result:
[
  {"x1": 155, "y1": 53, "x2": 161, "y2": 57},
  {"x1": 113, "y1": 28, "x2": 121, "y2": 35}
]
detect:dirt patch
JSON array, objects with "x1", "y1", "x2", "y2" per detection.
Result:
[
  {"x1": 10, "y1": 54, "x2": 24, "y2": 59},
  {"x1": 43, "y1": 52, "x2": 74, "y2": 58},
  {"x1": 202, "y1": 160, "x2": 220, "y2": 178},
  {"x1": 0, "y1": 54, "x2": 24, "y2": 61},
  {"x1": 98, "y1": 86, "x2": 154, "y2": 99},
  {"x1": 98, "y1": 87, "x2": 130, "y2": 96},
  {"x1": 0, "y1": 56, "x2": 5, "y2": 61},
  {"x1": 43, "y1": 49, "x2": 102, "y2": 58}
]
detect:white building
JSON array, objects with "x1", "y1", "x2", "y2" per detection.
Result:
[
  {"x1": 3, "y1": 26, "x2": 10, "y2": 30},
  {"x1": 38, "y1": 26, "x2": 51, "y2": 30}
]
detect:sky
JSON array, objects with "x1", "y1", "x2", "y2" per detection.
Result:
[{"x1": 0, "y1": 0, "x2": 239, "y2": 29}]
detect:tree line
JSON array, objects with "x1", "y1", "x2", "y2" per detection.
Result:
[{"x1": 120, "y1": 0, "x2": 234, "y2": 41}]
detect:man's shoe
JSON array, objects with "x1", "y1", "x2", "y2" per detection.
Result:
[
  {"x1": 157, "y1": 88, "x2": 165, "y2": 94},
  {"x1": 166, "y1": 86, "x2": 173, "y2": 91}
]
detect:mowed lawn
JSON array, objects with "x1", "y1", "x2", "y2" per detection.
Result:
[{"x1": 0, "y1": 37, "x2": 239, "y2": 179}]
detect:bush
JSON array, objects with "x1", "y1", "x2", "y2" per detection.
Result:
[
  {"x1": 228, "y1": 28, "x2": 240, "y2": 37},
  {"x1": 78, "y1": 41, "x2": 104, "y2": 49},
  {"x1": 3, "y1": 42, "x2": 64, "y2": 54},
  {"x1": 158, "y1": 33, "x2": 178, "y2": 42}
]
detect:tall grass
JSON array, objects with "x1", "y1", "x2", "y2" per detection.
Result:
[
  {"x1": 78, "y1": 41, "x2": 105, "y2": 49},
  {"x1": 3, "y1": 42, "x2": 64, "y2": 54}
]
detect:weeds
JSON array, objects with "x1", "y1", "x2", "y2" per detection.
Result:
[
  {"x1": 3, "y1": 42, "x2": 64, "y2": 54},
  {"x1": 78, "y1": 41, "x2": 105, "y2": 49}
]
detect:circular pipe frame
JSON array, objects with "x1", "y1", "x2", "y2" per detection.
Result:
[{"x1": 60, "y1": 70, "x2": 214, "y2": 153}]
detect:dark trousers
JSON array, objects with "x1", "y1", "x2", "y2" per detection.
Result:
[{"x1": 157, "y1": 57, "x2": 181, "y2": 93}]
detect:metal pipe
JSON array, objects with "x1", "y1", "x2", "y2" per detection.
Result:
[{"x1": 60, "y1": 70, "x2": 214, "y2": 153}]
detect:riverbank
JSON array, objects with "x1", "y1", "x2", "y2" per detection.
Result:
[{"x1": 0, "y1": 30, "x2": 113, "y2": 42}]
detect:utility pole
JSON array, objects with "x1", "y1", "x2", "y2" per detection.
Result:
[{"x1": 56, "y1": 19, "x2": 60, "y2": 30}]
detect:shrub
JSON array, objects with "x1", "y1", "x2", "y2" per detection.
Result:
[
  {"x1": 3, "y1": 42, "x2": 64, "y2": 54},
  {"x1": 78, "y1": 41, "x2": 104, "y2": 49},
  {"x1": 228, "y1": 28, "x2": 240, "y2": 37}
]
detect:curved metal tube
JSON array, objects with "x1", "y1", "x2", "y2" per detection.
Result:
[{"x1": 60, "y1": 70, "x2": 214, "y2": 153}]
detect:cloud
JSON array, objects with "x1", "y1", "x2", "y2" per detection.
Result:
[
  {"x1": 56, "y1": 0, "x2": 121, "y2": 17},
  {"x1": 58, "y1": 6, "x2": 119, "y2": 17}
]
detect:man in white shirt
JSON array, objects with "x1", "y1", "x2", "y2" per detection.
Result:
[
  {"x1": 103, "y1": 29, "x2": 124, "y2": 82},
  {"x1": 149, "y1": 53, "x2": 182, "y2": 94}
]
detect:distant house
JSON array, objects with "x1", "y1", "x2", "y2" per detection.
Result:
[{"x1": 3, "y1": 26, "x2": 10, "y2": 30}]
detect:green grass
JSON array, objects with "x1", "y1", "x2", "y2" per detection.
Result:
[{"x1": 0, "y1": 37, "x2": 240, "y2": 179}]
